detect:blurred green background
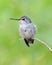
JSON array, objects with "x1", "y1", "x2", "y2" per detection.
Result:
[{"x1": 0, "y1": 0, "x2": 52, "y2": 65}]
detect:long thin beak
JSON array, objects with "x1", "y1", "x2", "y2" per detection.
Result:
[{"x1": 10, "y1": 18, "x2": 20, "y2": 21}]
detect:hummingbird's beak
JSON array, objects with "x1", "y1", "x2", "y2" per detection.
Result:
[{"x1": 10, "y1": 18, "x2": 20, "y2": 21}]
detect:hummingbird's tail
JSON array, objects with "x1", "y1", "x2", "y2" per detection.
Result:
[{"x1": 24, "y1": 38, "x2": 34, "y2": 47}]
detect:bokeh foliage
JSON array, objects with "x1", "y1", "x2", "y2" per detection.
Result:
[{"x1": 0, "y1": 0, "x2": 52, "y2": 65}]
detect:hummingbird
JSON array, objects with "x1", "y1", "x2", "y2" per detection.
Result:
[
  {"x1": 10, "y1": 16, "x2": 37, "y2": 47},
  {"x1": 10, "y1": 16, "x2": 52, "y2": 52}
]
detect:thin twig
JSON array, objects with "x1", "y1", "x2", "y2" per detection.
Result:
[{"x1": 35, "y1": 38, "x2": 52, "y2": 52}]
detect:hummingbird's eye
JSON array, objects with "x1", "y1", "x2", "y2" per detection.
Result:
[{"x1": 22, "y1": 18, "x2": 25, "y2": 20}]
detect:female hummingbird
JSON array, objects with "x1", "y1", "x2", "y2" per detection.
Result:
[
  {"x1": 10, "y1": 16, "x2": 37, "y2": 47},
  {"x1": 10, "y1": 16, "x2": 52, "y2": 52}
]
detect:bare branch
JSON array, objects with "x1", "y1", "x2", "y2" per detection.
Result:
[{"x1": 35, "y1": 38, "x2": 52, "y2": 52}]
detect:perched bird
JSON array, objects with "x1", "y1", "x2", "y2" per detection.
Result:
[
  {"x1": 10, "y1": 16, "x2": 37, "y2": 47},
  {"x1": 10, "y1": 16, "x2": 52, "y2": 52}
]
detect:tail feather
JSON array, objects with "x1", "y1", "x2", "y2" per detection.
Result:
[
  {"x1": 29, "y1": 38, "x2": 34, "y2": 44},
  {"x1": 24, "y1": 39, "x2": 29, "y2": 47},
  {"x1": 24, "y1": 38, "x2": 34, "y2": 47}
]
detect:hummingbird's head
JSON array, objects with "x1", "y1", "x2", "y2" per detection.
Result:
[
  {"x1": 19, "y1": 16, "x2": 32, "y2": 24},
  {"x1": 10, "y1": 16, "x2": 32, "y2": 24}
]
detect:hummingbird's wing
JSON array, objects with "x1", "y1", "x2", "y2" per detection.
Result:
[
  {"x1": 25, "y1": 23, "x2": 37, "y2": 39},
  {"x1": 23, "y1": 23, "x2": 37, "y2": 46}
]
